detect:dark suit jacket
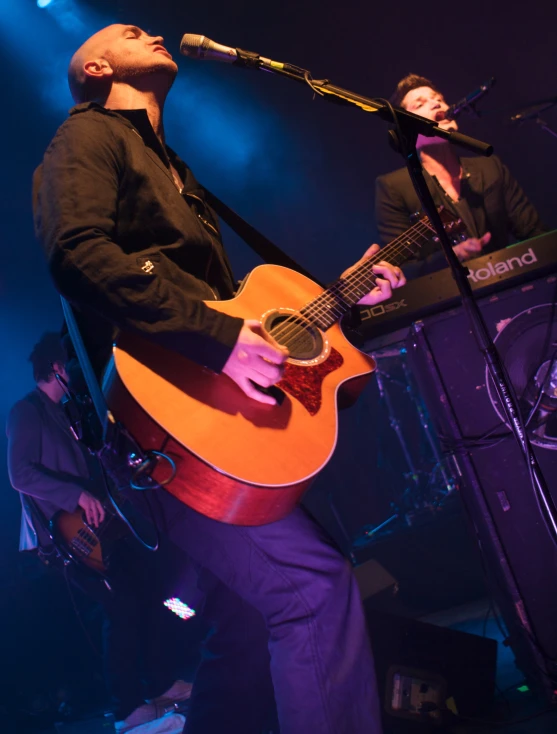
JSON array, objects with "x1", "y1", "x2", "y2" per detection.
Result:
[
  {"x1": 6, "y1": 389, "x2": 94, "y2": 548},
  {"x1": 375, "y1": 155, "x2": 546, "y2": 276}
]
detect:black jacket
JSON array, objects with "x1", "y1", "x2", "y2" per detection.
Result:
[
  {"x1": 375, "y1": 155, "x2": 546, "y2": 276},
  {"x1": 33, "y1": 103, "x2": 243, "y2": 376}
]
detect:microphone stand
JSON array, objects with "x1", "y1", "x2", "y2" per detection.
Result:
[
  {"x1": 253, "y1": 62, "x2": 557, "y2": 544},
  {"x1": 386, "y1": 115, "x2": 557, "y2": 546},
  {"x1": 510, "y1": 97, "x2": 557, "y2": 141}
]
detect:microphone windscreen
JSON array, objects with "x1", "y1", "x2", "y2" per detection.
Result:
[{"x1": 180, "y1": 34, "x2": 206, "y2": 57}]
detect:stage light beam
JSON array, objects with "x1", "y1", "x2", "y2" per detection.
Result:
[
  {"x1": 37, "y1": 0, "x2": 53, "y2": 8},
  {"x1": 164, "y1": 597, "x2": 196, "y2": 620}
]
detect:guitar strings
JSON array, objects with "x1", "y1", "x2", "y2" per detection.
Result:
[
  {"x1": 267, "y1": 220, "x2": 433, "y2": 350},
  {"x1": 85, "y1": 510, "x2": 118, "y2": 542},
  {"x1": 314, "y1": 220, "x2": 434, "y2": 310},
  {"x1": 276, "y1": 209, "x2": 459, "y2": 354},
  {"x1": 321, "y1": 213, "x2": 461, "y2": 315},
  {"x1": 268, "y1": 222, "x2": 430, "y2": 351},
  {"x1": 312, "y1": 229, "x2": 425, "y2": 315}
]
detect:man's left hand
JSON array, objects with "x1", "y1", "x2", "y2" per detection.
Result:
[{"x1": 341, "y1": 244, "x2": 406, "y2": 306}]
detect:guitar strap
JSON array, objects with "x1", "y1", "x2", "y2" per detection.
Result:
[
  {"x1": 202, "y1": 187, "x2": 326, "y2": 288},
  {"x1": 60, "y1": 297, "x2": 111, "y2": 442}
]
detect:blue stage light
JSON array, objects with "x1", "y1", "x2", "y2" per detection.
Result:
[{"x1": 37, "y1": 0, "x2": 53, "y2": 8}]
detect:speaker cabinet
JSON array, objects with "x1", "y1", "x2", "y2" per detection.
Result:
[{"x1": 407, "y1": 273, "x2": 557, "y2": 701}]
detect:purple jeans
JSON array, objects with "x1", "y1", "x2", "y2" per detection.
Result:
[{"x1": 150, "y1": 491, "x2": 382, "y2": 734}]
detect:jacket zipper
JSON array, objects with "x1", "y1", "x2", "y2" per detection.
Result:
[{"x1": 185, "y1": 192, "x2": 221, "y2": 289}]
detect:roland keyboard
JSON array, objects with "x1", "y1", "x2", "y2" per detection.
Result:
[{"x1": 356, "y1": 230, "x2": 557, "y2": 345}]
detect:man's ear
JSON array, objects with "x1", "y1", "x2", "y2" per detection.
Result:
[{"x1": 83, "y1": 58, "x2": 113, "y2": 81}]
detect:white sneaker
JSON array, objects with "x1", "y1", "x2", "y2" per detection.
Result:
[
  {"x1": 146, "y1": 679, "x2": 193, "y2": 707},
  {"x1": 115, "y1": 711, "x2": 186, "y2": 734},
  {"x1": 115, "y1": 703, "x2": 158, "y2": 733}
]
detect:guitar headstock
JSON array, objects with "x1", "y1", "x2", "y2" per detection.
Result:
[
  {"x1": 382, "y1": 206, "x2": 469, "y2": 268},
  {"x1": 410, "y1": 206, "x2": 468, "y2": 245}
]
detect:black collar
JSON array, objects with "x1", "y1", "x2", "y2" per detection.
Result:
[
  {"x1": 69, "y1": 102, "x2": 169, "y2": 166},
  {"x1": 69, "y1": 102, "x2": 205, "y2": 199}
]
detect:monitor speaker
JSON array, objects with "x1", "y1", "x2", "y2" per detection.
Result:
[{"x1": 365, "y1": 607, "x2": 497, "y2": 732}]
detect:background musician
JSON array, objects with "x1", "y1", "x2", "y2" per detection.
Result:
[
  {"x1": 6, "y1": 332, "x2": 193, "y2": 732},
  {"x1": 375, "y1": 74, "x2": 548, "y2": 276}
]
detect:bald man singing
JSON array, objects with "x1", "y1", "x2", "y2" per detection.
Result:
[{"x1": 34, "y1": 24, "x2": 405, "y2": 734}]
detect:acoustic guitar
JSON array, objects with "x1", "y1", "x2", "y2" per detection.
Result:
[{"x1": 104, "y1": 210, "x2": 464, "y2": 526}]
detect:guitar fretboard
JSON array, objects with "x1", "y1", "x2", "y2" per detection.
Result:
[
  {"x1": 268, "y1": 218, "x2": 446, "y2": 354},
  {"x1": 301, "y1": 220, "x2": 435, "y2": 331}
]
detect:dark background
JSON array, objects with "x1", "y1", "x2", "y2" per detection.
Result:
[{"x1": 0, "y1": 0, "x2": 555, "y2": 725}]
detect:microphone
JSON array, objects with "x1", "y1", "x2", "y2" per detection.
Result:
[
  {"x1": 445, "y1": 77, "x2": 496, "y2": 120},
  {"x1": 179, "y1": 34, "x2": 306, "y2": 77},
  {"x1": 181, "y1": 34, "x2": 247, "y2": 63},
  {"x1": 180, "y1": 34, "x2": 274, "y2": 69},
  {"x1": 508, "y1": 97, "x2": 557, "y2": 124}
]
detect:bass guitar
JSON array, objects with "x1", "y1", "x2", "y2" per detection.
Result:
[{"x1": 50, "y1": 499, "x2": 129, "y2": 575}]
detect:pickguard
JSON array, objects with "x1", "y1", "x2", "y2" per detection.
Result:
[{"x1": 278, "y1": 347, "x2": 344, "y2": 416}]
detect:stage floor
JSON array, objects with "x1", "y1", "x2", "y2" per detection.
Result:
[
  {"x1": 424, "y1": 598, "x2": 557, "y2": 734},
  {"x1": 21, "y1": 597, "x2": 557, "y2": 733}
]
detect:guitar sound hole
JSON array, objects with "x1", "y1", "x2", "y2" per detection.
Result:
[{"x1": 263, "y1": 311, "x2": 323, "y2": 361}]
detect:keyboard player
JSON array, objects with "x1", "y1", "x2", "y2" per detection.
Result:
[{"x1": 375, "y1": 74, "x2": 548, "y2": 277}]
